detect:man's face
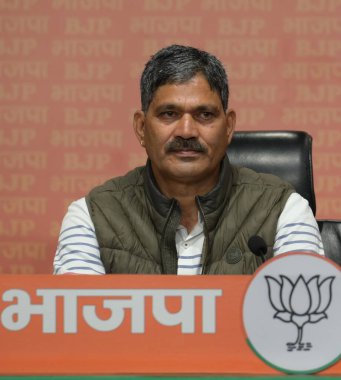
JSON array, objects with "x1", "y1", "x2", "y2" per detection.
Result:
[{"x1": 134, "y1": 74, "x2": 236, "y2": 190}]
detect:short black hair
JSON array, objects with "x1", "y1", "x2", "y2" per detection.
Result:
[{"x1": 140, "y1": 44, "x2": 229, "y2": 112}]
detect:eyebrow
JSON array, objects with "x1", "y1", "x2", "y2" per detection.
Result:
[
  {"x1": 154, "y1": 103, "x2": 220, "y2": 114},
  {"x1": 154, "y1": 104, "x2": 178, "y2": 113},
  {"x1": 196, "y1": 105, "x2": 220, "y2": 113}
]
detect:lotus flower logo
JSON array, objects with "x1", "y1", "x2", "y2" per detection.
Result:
[{"x1": 265, "y1": 274, "x2": 335, "y2": 351}]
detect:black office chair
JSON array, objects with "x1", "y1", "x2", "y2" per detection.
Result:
[
  {"x1": 227, "y1": 130, "x2": 340, "y2": 265},
  {"x1": 227, "y1": 130, "x2": 316, "y2": 215},
  {"x1": 318, "y1": 220, "x2": 341, "y2": 266}
]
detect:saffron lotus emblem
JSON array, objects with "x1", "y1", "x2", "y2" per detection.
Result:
[{"x1": 265, "y1": 274, "x2": 335, "y2": 350}]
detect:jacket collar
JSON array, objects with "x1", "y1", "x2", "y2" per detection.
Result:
[
  {"x1": 143, "y1": 154, "x2": 234, "y2": 229},
  {"x1": 144, "y1": 160, "x2": 176, "y2": 219}
]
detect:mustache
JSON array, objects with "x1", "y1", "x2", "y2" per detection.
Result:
[{"x1": 165, "y1": 137, "x2": 207, "y2": 153}]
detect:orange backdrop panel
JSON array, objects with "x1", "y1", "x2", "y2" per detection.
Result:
[{"x1": 0, "y1": 0, "x2": 341, "y2": 273}]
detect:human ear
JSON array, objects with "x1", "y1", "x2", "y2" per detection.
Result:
[
  {"x1": 133, "y1": 110, "x2": 146, "y2": 147},
  {"x1": 226, "y1": 109, "x2": 236, "y2": 144}
]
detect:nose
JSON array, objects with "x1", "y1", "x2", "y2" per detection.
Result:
[{"x1": 174, "y1": 113, "x2": 199, "y2": 139}]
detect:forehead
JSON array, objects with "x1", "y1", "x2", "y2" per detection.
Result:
[{"x1": 149, "y1": 74, "x2": 222, "y2": 109}]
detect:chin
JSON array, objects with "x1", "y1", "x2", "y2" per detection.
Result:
[{"x1": 170, "y1": 167, "x2": 209, "y2": 181}]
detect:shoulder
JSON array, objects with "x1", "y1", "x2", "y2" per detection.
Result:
[
  {"x1": 88, "y1": 165, "x2": 146, "y2": 198},
  {"x1": 62, "y1": 197, "x2": 93, "y2": 226},
  {"x1": 232, "y1": 165, "x2": 294, "y2": 190}
]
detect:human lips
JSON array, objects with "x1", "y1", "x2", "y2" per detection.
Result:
[{"x1": 172, "y1": 148, "x2": 202, "y2": 154}]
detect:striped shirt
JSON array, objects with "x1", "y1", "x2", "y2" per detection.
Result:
[{"x1": 53, "y1": 193, "x2": 324, "y2": 275}]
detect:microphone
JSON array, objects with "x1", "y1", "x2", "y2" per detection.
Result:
[{"x1": 248, "y1": 235, "x2": 267, "y2": 263}]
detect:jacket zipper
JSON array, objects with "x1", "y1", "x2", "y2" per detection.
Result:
[{"x1": 195, "y1": 197, "x2": 210, "y2": 274}]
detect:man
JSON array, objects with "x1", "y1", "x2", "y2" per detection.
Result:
[{"x1": 54, "y1": 45, "x2": 323, "y2": 275}]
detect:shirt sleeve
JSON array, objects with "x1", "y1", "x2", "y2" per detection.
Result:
[
  {"x1": 53, "y1": 197, "x2": 105, "y2": 275},
  {"x1": 274, "y1": 193, "x2": 324, "y2": 256}
]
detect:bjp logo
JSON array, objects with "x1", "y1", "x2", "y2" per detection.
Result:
[
  {"x1": 265, "y1": 274, "x2": 335, "y2": 351},
  {"x1": 243, "y1": 253, "x2": 340, "y2": 373}
]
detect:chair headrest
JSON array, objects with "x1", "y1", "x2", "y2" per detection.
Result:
[{"x1": 227, "y1": 131, "x2": 316, "y2": 215}]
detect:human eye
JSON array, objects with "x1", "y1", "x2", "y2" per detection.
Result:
[
  {"x1": 158, "y1": 110, "x2": 178, "y2": 121},
  {"x1": 163, "y1": 111, "x2": 176, "y2": 117},
  {"x1": 202, "y1": 111, "x2": 213, "y2": 119},
  {"x1": 197, "y1": 111, "x2": 215, "y2": 122}
]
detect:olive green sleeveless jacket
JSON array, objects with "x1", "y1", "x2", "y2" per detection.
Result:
[{"x1": 86, "y1": 156, "x2": 294, "y2": 275}]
